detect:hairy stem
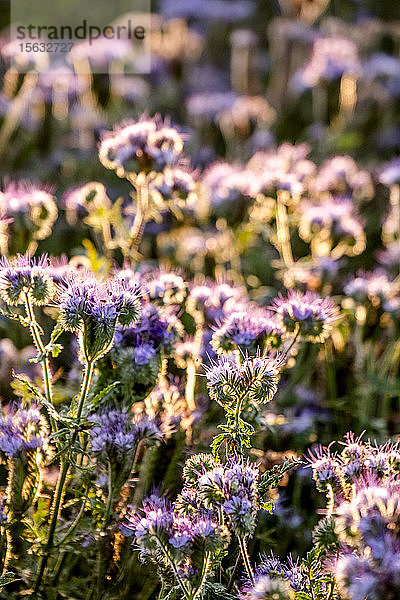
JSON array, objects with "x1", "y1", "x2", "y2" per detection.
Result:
[
  {"x1": 129, "y1": 175, "x2": 149, "y2": 262},
  {"x1": 193, "y1": 552, "x2": 211, "y2": 600},
  {"x1": 276, "y1": 192, "x2": 293, "y2": 269},
  {"x1": 23, "y1": 292, "x2": 57, "y2": 436},
  {"x1": 34, "y1": 360, "x2": 95, "y2": 592},
  {"x1": 238, "y1": 537, "x2": 255, "y2": 586}
]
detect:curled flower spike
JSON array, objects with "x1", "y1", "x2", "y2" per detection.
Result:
[
  {"x1": 0, "y1": 254, "x2": 54, "y2": 306},
  {"x1": 240, "y1": 574, "x2": 293, "y2": 600},
  {"x1": 306, "y1": 445, "x2": 342, "y2": 494},
  {"x1": 204, "y1": 352, "x2": 285, "y2": 408},
  {"x1": 98, "y1": 116, "x2": 185, "y2": 178},
  {"x1": 0, "y1": 404, "x2": 50, "y2": 461},
  {"x1": 57, "y1": 274, "x2": 141, "y2": 363},
  {"x1": 142, "y1": 269, "x2": 187, "y2": 306},
  {"x1": 211, "y1": 307, "x2": 284, "y2": 354},
  {"x1": 271, "y1": 290, "x2": 340, "y2": 342},
  {"x1": 0, "y1": 181, "x2": 58, "y2": 251}
]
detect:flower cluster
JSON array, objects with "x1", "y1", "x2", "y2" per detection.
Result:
[
  {"x1": 204, "y1": 352, "x2": 284, "y2": 408},
  {"x1": 142, "y1": 269, "x2": 187, "y2": 307},
  {"x1": 295, "y1": 37, "x2": 361, "y2": 88},
  {"x1": 211, "y1": 307, "x2": 284, "y2": 354},
  {"x1": 247, "y1": 143, "x2": 316, "y2": 200},
  {"x1": 98, "y1": 117, "x2": 184, "y2": 178},
  {"x1": 0, "y1": 181, "x2": 58, "y2": 253},
  {"x1": 89, "y1": 410, "x2": 162, "y2": 492},
  {"x1": 0, "y1": 404, "x2": 49, "y2": 459},
  {"x1": 89, "y1": 410, "x2": 162, "y2": 461},
  {"x1": 298, "y1": 196, "x2": 365, "y2": 257},
  {"x1": 271, "y1": 291, "x2": 340, "y2": 343},
  {"x1": 0, "y1": 254, "x2": 54, "y2": 306},
  {"x1": 242, "y1": 549, "x2": 331, "y2": 600},
  {"x1": 308, "y1": 433, "x2": 400, "y2": 502},
  {"x1": 193, "y1": 456, "x2": 261, "y2": 536},
  {"x1": 57, "y1": 274, "x2": 141, "y2": 362},
  {"x1": 124, "y1": 493, "x2": 230, "y2": 595},
  {"x1": 94, "y1": 303, "x2": 178, "y2": 406}
]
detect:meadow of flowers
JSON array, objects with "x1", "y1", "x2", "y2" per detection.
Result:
[{"x1": 0, "y1": 0, "x2": 399, "y2": 598}]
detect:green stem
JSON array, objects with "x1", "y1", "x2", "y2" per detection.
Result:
[
  {"x1": 23, "y1": 292, "x2": 57, "y2": 436},
  {"x1": 55, "y1": 490, "x2": 89, "y2": 548},
  {"x1": 155, "y1": 536, "x2": 192, "y2": 600},
  {"x1": 238, "y1": 537, "x2": 254, "y2": 586},
  {"x1": 34, "y1": 360, "x2": 95, "y2": 592},
  {"x1": 193, "y1": 552, "x2": 211, "y2": 600},
  {"x1": 283, "y1": 323, "x2": 300, "y2": 356},
  {"x1": 128, "y1": 176, "x2": 149, "y2": 262},
  {"x1": 104, "y1": 460, "x2": 114, "y2": 528}
]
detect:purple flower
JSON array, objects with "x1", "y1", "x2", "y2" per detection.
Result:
[
  {"x1": 0, "y1": 254, "x2": 54, "y2": 306},
  {"x1": 211, "y1": 307, "x2": 284, "y2": 354},
  {"x1": 271, "y1": 291, "x2": 340, "y2": 342},
  {"x1": 57, "y1": 274, "x2": 141, "y2": 361},
  {"x1": 89, "y1": 410, "x2": 161, "y2": 459},
  {"x1": 142, "y1": 269, "x2": 187, "y2": 306},
  {"x1": 0, "y1": 404, "x2": 49, "y2": 458},
  {"x1": 99, "y1": 116, "x2": 184, "y2": 177},
  {"x1": 295, "y1": 37, "x2": 361, "y2": 88},
  {"x1": 378, "y1": 157, "x2": 400, "y2": 185},
  {"x1": 134, "y1": 343, "x2": 157, "y2": 365}
]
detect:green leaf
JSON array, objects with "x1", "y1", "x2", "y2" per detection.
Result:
[{"x1": 86, "y1": 381, "x2": 121, "y2": 412}]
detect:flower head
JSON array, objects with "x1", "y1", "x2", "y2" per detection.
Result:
[
  {"x1": 57, "y1": 274, "x2": 141, "y2": 362},
  {"x1": 99, "y1": 116, "x2": 184, "y2": 178},
  {"x1": 0, "y1": 254, "x2": 54, "y2": 306},
  {"x1": 271, "y1": 291, "x2": 340, "y2": 342},
  {"x1": 0, "y1": 404, "x2": 49, "y2": 460},
  {"x1": 211, "y1": 307, "x2": 284, "y2": 354},
  {"x1": 204, "y1": 352, "x2": 284, "y2": 408}
]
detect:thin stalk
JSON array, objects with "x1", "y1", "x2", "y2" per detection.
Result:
[
  {"x1": 276, "y1": 192, "x2": 293, "y2": 269},
  {"x1": 34, "y1": 360, "x2": 95, "y2": 592},
  {"x1": 55, "y1": 491, "x2": 89, "y2": 548},
  {"x1": 155, "y1": 537, "x2": 192, "y2": 600},
  {"x1": 238, "y1": 537, "x2": 254, "y2": 586},
  {"x1": 283, "y1": 324, "x2": 300, "y2": 356},
  {"x1": 104, "y1": 460, "x2": 114, "y2": 528},
  {"x1": 193, "y1": 552, "x2": 211, "y2": 600},
  {"x1": 128, "y1": 175, "x2": 149, "y2": 261},
  {"x1": 227, "y1": 551, "x2": 241, "y2": 592},
  {"x1": 326, "y1": 484, "x2": 335, "y2": 518},
  {"x1": 23, "y1": 292, "x2": 57, "y2": 436}
]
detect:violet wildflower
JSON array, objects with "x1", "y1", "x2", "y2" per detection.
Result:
[
  {"x1": 306, "y1": 446, "x2": 342, "y2": 495},
  {"x1": 378, "y1": 157, "x2": 400, "y2": 186},
  {"x1": 298, "y1": 196, "x2": 365, "y2": 255},
  {"x1": 0, "y1": 181, "x2": 58, "y2": 252},
  {"x1": 295, "y1": 37, "x2": 361, "y2": 88},
  {"x1": 142, "y1": 269, "x2": 187, "y2": 306},
  {"x1": 310, "y1": 155, "x2": 373, "y2": 198},
  {"x1": 98, "y1": 116, "x2": 184, "y2": 178},
  {"x1": 149, "y1": 167, "x2": 196, "y2": 203},
  {"x1": 89, "y1": 410, "x2": 161, "y2": 460},
  {"x1": 241, "y1": 574, "x2": 293, "y2": 600},
  {"x1": 0, "y1": 404, "x2": 49, "y2": 459},
  {"x1": 202, "y1": 162, "x2": 256, "y2": 223},
  {"x1": 57, "y1": 275, "x2": 141, "y2": 363},
  {"x1": 94, "y1": 303, "x2": 177, "y2": 406},
  {"x1": 271, "y1": 291, "x2": 340, "y2": 343},
  {"x1": 247, "y1": 143, "x2": 316, "y2": 200},
  {"x1": 197, "y1": 458, "x2": 260, "y2": 536},
  {"x1": 0, "y1": 254, "x2": 54, "y2": 306},
  {"x1": 89, "y1": 410, "x2": 162, "y2": 491},
  {"x1": 205, "y1": 351, "x2": 284, "y2": 408},
  {"x1": 211, "y1": 307, "x2": 284, "y2": 354}
]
